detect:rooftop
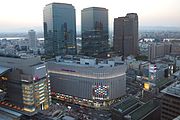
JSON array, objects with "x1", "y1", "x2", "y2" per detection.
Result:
[
  {"x1": 155, "y1": 78, "x2": 172, "y2": 88},
  {"x1": 54, "y1": 55, "x2": 124, "y2": 68},
  {"x1": 161, "y1": 81, "x2": 180, "y2": 98},
  {"x1": 173, "y1": 70, "x2": 180, "y2": 77},
  {"x1": 0, "y1": 107, "x2": 22, "y2": 117},
  {"x1": 113, "y1": 97, "x2": 139, "y2": 112},
  {"x1": 82, "y1": 7, "x2": 108, "y2": 11},
  {"x1": 128, "y1": 100, "x2": 159, "y2": 120},
  {"x1": 46, "y1": 2, "x2": 73, "y2": 7},
  {"x1": 0, "y1": 66, "x2": 11, "y2": 76},
  {"x1": 0, "y1": 54, "x2": 39, "y2": 59}
]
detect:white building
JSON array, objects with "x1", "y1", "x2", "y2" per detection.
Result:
[
  {"x1": 28, "y1": 30, "x2": 37, "y2": 51},
  {"x1": 47, "y1": 55, "x2": 127, "y2": 106}
]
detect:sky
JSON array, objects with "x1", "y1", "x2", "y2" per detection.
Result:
[{"x1": 0, "y1": 0, "x2": 180, "y2": 32}]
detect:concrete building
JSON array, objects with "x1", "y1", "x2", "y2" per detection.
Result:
[
  {"x1": 81, "y1": 7, "x2": 109, "y2": 57},
  {"x1": 0, "y1": 55, "x2": 51, "y2": 116},
  {"x1": 111, "y1": 97, "x2": 161, "y2": 120},
  {"x1": 176, "y1": 56, "x2": 180, "y2": 70},
  {"x1": 43, "y1": 3, "x2": 77, "y2": 57},
  {"x1": 170, "y1": 40, "x2": 180, "y2": 55},
  {"x1": 148, "y1": 63, "x2": 169, "y2": 81},
  {"x1": 113, "y1": 13, "x2": 138, "y2": 57},
  {"x1": 47, "y1": 55, "x2": 126, "y2": 107},
  {"x1": 148, "y1": 42, "x2": 171, "y2": 62},
  {"x1": 161, "y1": 81, "x2": 180, "y2": 120},
  {"x1": 28, "y1": 30, "x2": 37, "y2": 51}
]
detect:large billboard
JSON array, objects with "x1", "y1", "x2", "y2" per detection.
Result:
[
  {"x1": 149, "y1": 64, "x2": 157, "y2": 80},
  {"x1": 33, "y1": 64, "x2": 47, "y2": 80},
  {"x1": 92, "y1": 85, "x2": 109, "y2": 100}
]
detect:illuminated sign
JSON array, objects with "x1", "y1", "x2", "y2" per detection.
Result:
[
  {"x1": 1, "y1": 77, "x2": 7, "y2": 80},
  {"x1": 144, "y1": 83, "x2": 150, "y2": 91},
  {"x1": 33, "y1": 76, "x2": 39, "y2": 81},
  {"x1": 149, "y1": 64, "x2": 157, "y2": 80},
  {"x1": 36, "y1": 65, "x2": 45, "y2": 70},
  {"x1": 61, "y1": 69, "x2": 76, "y2": 72},
  {"x1": 92, "y1": 85, "x2": 109, "y2": 100},
  {"x1": 149, "y1": 64, "x2": 157, "y2": 73},
  {"x1": 21, "y1": 79, "x2": 29, "y2": 82}
]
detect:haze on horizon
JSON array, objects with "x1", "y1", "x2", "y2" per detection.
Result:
[{"x1": 0, "y1": 0, "x2": 180, "y2": 32}]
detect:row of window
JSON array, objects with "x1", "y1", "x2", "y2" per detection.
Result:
[
  {"x1": 162, "y1": 106, "x2": 180, "y2": 115},
  {"x1": 162, "y1": 102, "x2": 180, "y2": 110}
]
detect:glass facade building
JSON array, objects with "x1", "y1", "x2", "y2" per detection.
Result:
[
  {"x1": 43, "y1": 3, "x2": 77, "y2": 57},
  {"x1": 81, "y1": 7, "x2": 109, "y2": 57}
]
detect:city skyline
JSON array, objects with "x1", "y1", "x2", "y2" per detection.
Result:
[{"x1": 0, "y1": 0, "x2": 180, "y2": 32}]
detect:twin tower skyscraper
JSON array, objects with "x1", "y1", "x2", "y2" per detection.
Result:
[{"x1": 43, "y1": 3, "x2": 138, "y2": 58}]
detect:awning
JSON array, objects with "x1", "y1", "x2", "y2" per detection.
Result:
[{"x1": 0, "y1": 66, "x2": 11, "y2": 76}]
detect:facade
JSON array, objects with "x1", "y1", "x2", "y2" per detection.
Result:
[
  {"x1": 114, "y1": 13, "x2": 138, "y2": 57},
  {"x1": 161, "y1": 81, "x2": 180, "y2": 120},
  {"x1": 176, "y1": 56, "x2": 180, "y2": 71},
  {"x1": 170, "y1": 40, "x2": 180, "y2": 55},
  {"x1": 43, "y1": 3, "x2": 77, "y2": 57},
  {"x1": 47, "y1": 55, "x2": 126, "y2": 107},
  {"x1": 148, "y1": 63, "x2": 169, "y2": 81},
  {"x1": 0, "y1": 56, "x2": 51, "y2": 115},
  {"x1": 148, "y1": 42, "x2": 171, "y2": 62},
  {"x1": 81, "y1": 7, "x2": 109, "y2": 57},
  {"x1": 28, "y1": 29, "x2": 37, "y2": 51}
]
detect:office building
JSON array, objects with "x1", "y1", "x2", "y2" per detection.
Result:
[
  {"x1": 161, "y1": 81, "x2": 180, "y2": 120},
  {"x1": 28, "y1": 29, "x2": 37, "y2": 51},
  {"x1": 0, "y1": 55, "x2": 51, "y2": 116},
  {"x1": 47, "y1": 55, "x2": 126, "y2": 107},
  {"x1": 43, "y1": 3, "x2": 77, "y2": 57},
  {"x1": 170, "y1": 40, "x2": 180, "y2": 55},
  {"x1": 81, "y1": 7, "x2": 109, "y2": 57},
  {"x1": 148, "y1": 42, "x2": 171, "y2": 62},
  {"x1": 113, "y1": 13, "x2": 138, "y2": 57},
  {"x1": 148, "y1": 63, "x2": 169, "y2": 81}
]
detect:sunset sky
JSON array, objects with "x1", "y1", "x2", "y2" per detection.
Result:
[{"x1": 0, "y1": 0, "x2": 180, "y2": 32}]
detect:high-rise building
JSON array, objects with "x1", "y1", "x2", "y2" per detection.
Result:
[
  {"x1": 114, "y1": 13, "x2": 138, "y2": 57},
  {"x1": 81, "y1": 7, "x2": 109, "y2": 57},
  {"x1": 43, "y1": 3, "x2": 77, "y2": 57},
  {"x1": 0, "y1": 56, "x2": 51, "y2": 115},
  {"x1": 170, "y1": 40, "x2": 180, "y2": 55},
  {"x1": 161, "y1": 81, "x2": 180, "y2": 120},
  {"x1": 148, "y1": 42, "x2": 171, "y2": 62},
  {"x1": 28, "y1": 30, "x2": 37, "y2": 51}
]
